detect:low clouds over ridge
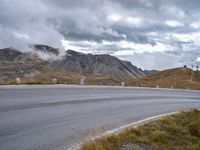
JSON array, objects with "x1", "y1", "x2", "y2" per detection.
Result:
[{"x1": 0, "y1": 0, "x2": 200, "y2": 69}]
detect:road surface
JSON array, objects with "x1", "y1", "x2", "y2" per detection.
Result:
[{"x1": 0, "y1": 85, "x2": 200, "y2": 150}]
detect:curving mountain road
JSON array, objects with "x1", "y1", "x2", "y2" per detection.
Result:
[{"x1": 0, "y1": 85, "x2": 200, "y2": 150}]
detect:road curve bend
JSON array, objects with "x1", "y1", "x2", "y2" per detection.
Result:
[{"x1": 0, "y1": 85, "x2": 199, "y2": 150}]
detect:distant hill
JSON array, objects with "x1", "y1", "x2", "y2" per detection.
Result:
[
  {"x1": 0, "y1": 45, "x2": 149, "y2": 85},
  {"x1": 126, "y1": 67, "x2": 200, "y2": 90}
]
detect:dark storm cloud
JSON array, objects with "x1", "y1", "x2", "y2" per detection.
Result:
[{"x1": 0, "y1": 0, "x2": 200, "y2": 69}]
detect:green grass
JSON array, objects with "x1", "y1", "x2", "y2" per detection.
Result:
[{"x1": 81, "y1": 109, "x2": 200, "y2": 150}]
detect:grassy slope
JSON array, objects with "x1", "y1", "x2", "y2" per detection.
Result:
[
  {"x1": 2, "y1": 67, "x2": 200, "y2": 88},
  {"x1": 126, "y1": 67, "x2": 200, "y2": 90},
  {"x1": 82, "y1": 109, "x2": 200, "y2": 150},
  {"x1": 3, "y1": 69, "x2": 118, "y2": 85}
]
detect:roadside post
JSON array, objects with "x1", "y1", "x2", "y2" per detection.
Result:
[
  {"x1": 52, "y1": 78, "x2": 58, "y2": 84},
  {"x1": 16, "y1": 78, "x2": 21, "y2": 85},
  {"x1": 80, "y1": 78, "x2": 85, "y2": 85}
]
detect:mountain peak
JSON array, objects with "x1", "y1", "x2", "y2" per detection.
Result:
[{"x1": 32, "y1": 44, "x2": 60, "y2": 55}]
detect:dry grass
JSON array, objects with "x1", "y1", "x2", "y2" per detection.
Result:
[
  {"x1": 2, "y1": 67, "x2": 200, "y2": 89},
  {"x1": 81, "y1": 109, "x2": 200, "y2": 150},
  {"x1": 126, "y1": 67, "x2": 200, "y2": 90},
  {"x1": 1, "y1": 69, "x2": 118, "y2": 85}
]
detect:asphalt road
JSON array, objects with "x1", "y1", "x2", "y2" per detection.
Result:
[{"x1": 0, "y1": 85, "x2": 200, "y2": 150}]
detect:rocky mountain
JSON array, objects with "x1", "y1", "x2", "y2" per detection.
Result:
[
  {"x1": 54, "y1": 50, "x2": 146, "y2": 81},
  {"x1": 0, "y1": 45, "x2": 149, "y2": 84}
]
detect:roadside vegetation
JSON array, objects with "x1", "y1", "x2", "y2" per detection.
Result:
[
  {"x1": 1, "y1": 70, "x2": 117, "y2": 85},
  {"x1": 126, "y1": 67, "x2": 200, "y2": 90},
  {"x1": 81, "y1": 109, "x2": 200, "y2": 150},
  {"x1": 2, "y1": 67, "x2": 200, "y2": 91}
]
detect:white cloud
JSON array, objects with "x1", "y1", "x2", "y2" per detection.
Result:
[
  {"x1": 172, "y1": 32, "x2": 200, "y2": 51},
  {"x1": 196, "y1": 57, "x2": 200, "y2": 62},
  {"x1": 118, "y1": 40, "x2": 174, "y2": 53},
  {"x1": 12, "y1": 32, "x2": 30, "y2": 40},
  {"x1": 112, "y1": 50, "x2": 133, "y2": 56},
  {"x1": 190, "y1": 22, "x2": 200, "y2": 29},
  {"x1": 165, "y1": 20, "x2": 184, "y2": 27},
  {"x1": 107, "y1": 14, "x2": 121, "y2": 22},
  {"x1": 61, "y1": 40, "x2": 82, "y2": 51},
  {"x1": 161, "y1": 6, "x2": 185, "y2": 18},
  {"x1": 61, "y1": 40, "x2": 96, "y2": 53},
  {"x1": 118, "y1": 52, "x2": 181, "y2": 70},
  {"x1": 62, "y1": 39, "x2": 174, "y2": 54},
  {"x1": 126, "y1": 17, "x2": 142, "y2": 26}
]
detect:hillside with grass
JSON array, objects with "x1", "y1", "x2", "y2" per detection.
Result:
[
  {"x1": 82, "y1": 109, "x2": 200, "y2": 150},
  {"x1": 3, "y1": 69, "x2": 117, "y2": 85},
  {"x1": 126, "y1": 67, "x2": 200, "y2": 90}
]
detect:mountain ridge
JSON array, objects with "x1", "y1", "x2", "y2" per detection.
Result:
[{"x1": 0, "y1": 45, "x2": 151, "y2": 84}]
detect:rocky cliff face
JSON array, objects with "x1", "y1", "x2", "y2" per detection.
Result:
[
  {"x1": 55, "y1": 50, "x2": 145, "y2": 81},
  {"x1": 0, "y1": 45, "x2": 148, "y2": 84}
]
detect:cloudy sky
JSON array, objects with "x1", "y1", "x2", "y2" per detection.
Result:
[{"x1": 0, "y1": 0, "x2": 200, "y2": 70}]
